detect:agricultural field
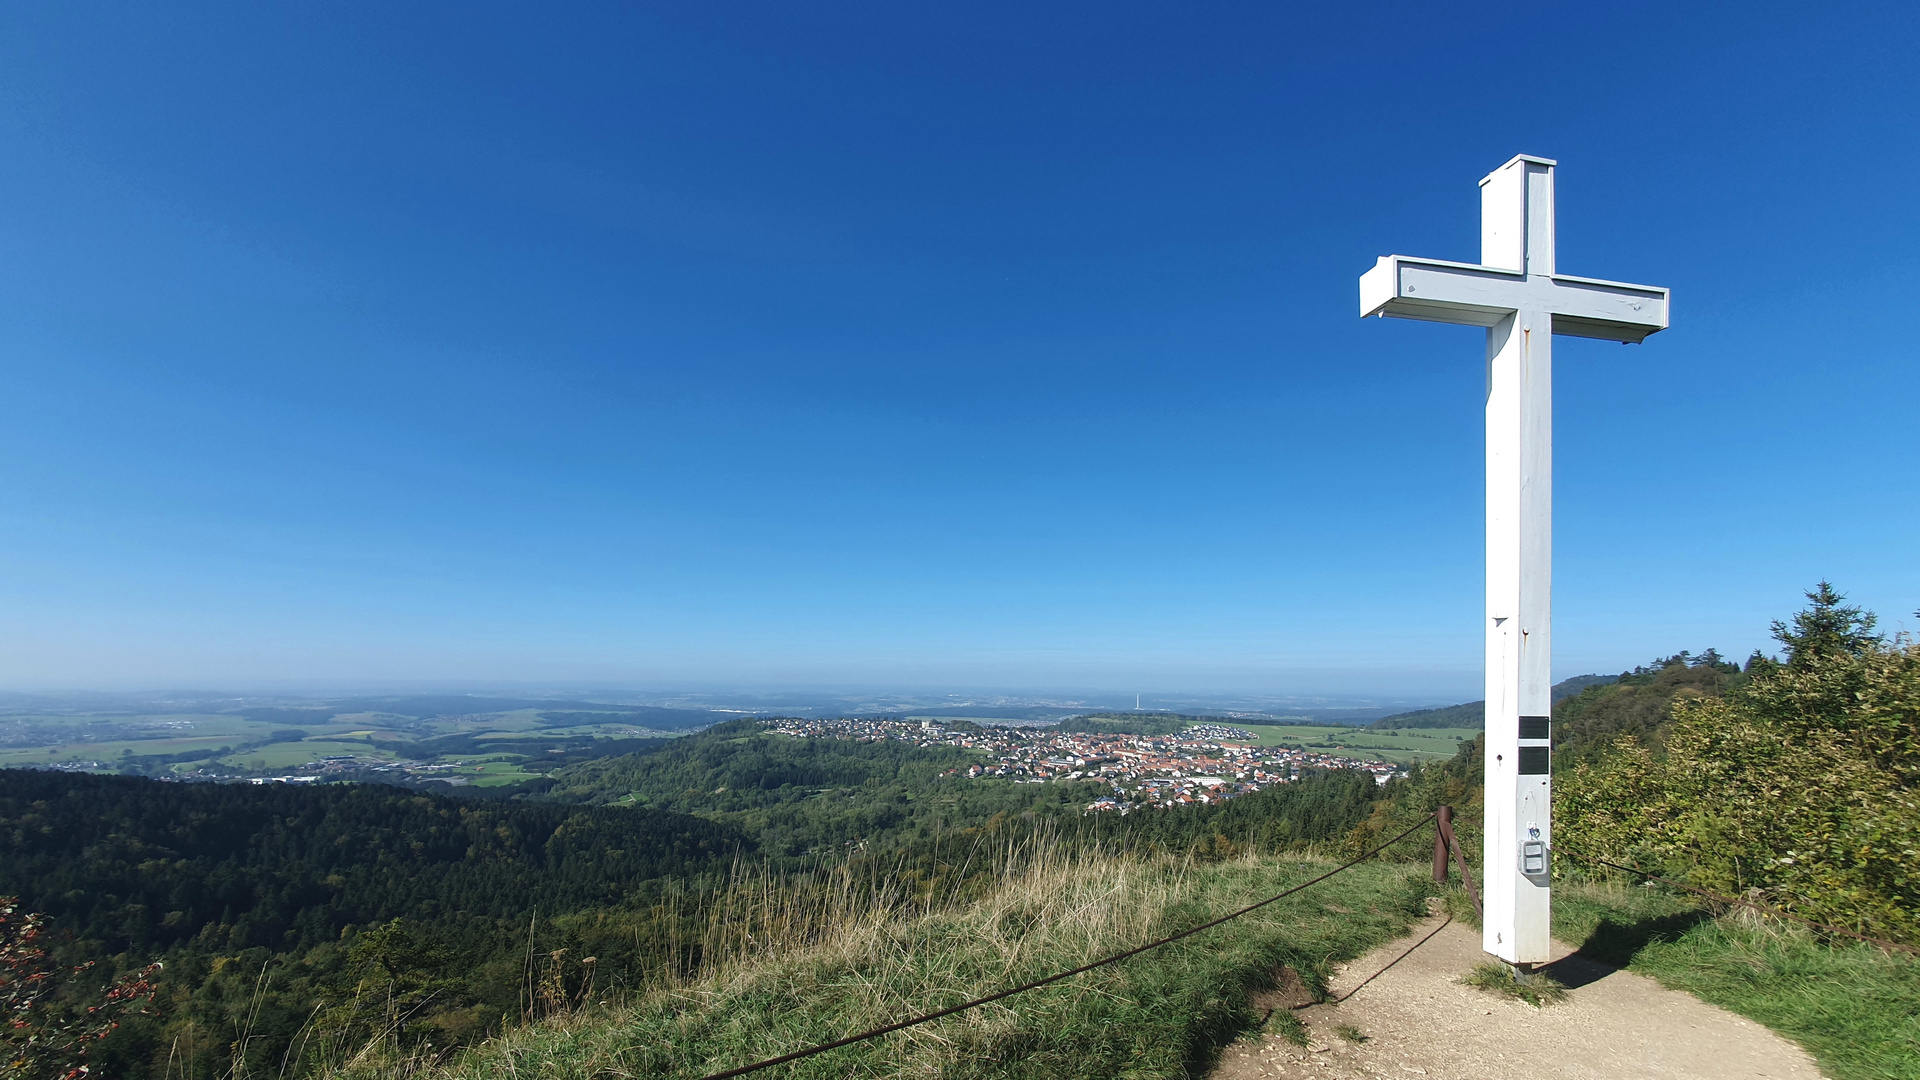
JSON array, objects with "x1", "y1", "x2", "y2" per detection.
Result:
[
  {"x1": 213, "y1": 738, "x2": 393, "y2": 772},
  {"x1": 0, "y1": 696, "x2": 722, "y2": 787},
  {"x1": 465, "y1": 758, "x2": 541, "y2": 786},
  {"x1": 0, "y1": 733, "x2": 241, "y2": 769},
  {"x1": 1221, "y1": 723, "x2": 1477, "y2": 765}
]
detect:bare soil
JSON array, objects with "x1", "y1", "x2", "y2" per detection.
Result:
[{"x1": 1210, "y1": 915, "x2": 1825, "y2": 1080}]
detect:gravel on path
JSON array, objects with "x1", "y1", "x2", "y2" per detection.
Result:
[{"x1": 1210, "y1": 914, "x2": 1824, "y2": 1080}]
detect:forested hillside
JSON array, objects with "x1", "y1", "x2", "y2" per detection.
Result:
[
  {"x1": 1365, "y1": 701, "x2": 1485, "y2": 730},
  {"x1": 0, "y1": 772, "x2": 746, "y2": 956},
  {"x1": 1551, "y1": 650, "x2": 1743, "y2": 765},
  {"x1": 1367, "y1": 673, "x2": 1618, "y2": 730},
  {"x1": 0, "y1": 771, "x2": 758, "y2": 1077}
]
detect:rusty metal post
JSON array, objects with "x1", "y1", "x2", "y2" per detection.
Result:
[
  {"x1": 1433, "y1": 805, "x2": 1453, "y2": 884},
  {"x1": 1437, "y1": 808, "x2": 1484, "y2": 919}
]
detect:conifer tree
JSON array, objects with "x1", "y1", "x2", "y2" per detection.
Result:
[{"x1": 1771, "y1": 581, "x2": 1881, "y2": 668}]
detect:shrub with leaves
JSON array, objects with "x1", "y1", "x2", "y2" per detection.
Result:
[
  {"x1": 315, "y1": 918, "x2": 482, "y2": 1067},
  {"x1": 1558, "y1": 585, "x2": 1920, "y2": 946},
  {"x1": 2, "y1": 897, "x2": 160, "y2": 1079}
]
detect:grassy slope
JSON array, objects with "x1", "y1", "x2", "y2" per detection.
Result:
[
  {"x1": 1554, "y1": 881, "x2": 1920, "y2": 1080},
  {"x1": 338, "y1": 853, "x2": 1433, "y2": 1080}
]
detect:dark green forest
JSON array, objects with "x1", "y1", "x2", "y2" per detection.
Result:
[
  {"x1": 0, "y1": 773, "x2": 763, "y2": 1076},
  {"x1": 0, "y1": 772, "x2": 747, "y2": 957},
  {"x1": 1365, "y1": 701, "x2": 1486, "y2": 730}
]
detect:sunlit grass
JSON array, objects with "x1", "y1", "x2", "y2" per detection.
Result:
[
  {"x1": 328, "y1": 848, "x2": 1434, "y2": 1080},
  {"x1": 1222, "y1": 724, "x2": 1477, "y2": 764}
]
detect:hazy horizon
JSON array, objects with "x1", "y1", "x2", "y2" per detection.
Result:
[{"x1": 0, "y1": 679, "x2": 1475, "y2": 714}]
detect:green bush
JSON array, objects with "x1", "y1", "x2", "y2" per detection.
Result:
[{"x1": 1558, "y1": 585, "x2": 1920, "y2": 945}]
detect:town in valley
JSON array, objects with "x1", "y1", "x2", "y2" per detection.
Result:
[{"x1": 766, "y1": 715, "x2": 1405, "y2": 812}]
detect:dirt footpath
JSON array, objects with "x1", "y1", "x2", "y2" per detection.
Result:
[{"x1": 1210, "y1": 916, "x2": 1824, "y2": 1080}]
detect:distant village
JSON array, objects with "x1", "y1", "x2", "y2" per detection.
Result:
[{"x1": 765, "y1": 716, "x2": 1404, "y2": 813}]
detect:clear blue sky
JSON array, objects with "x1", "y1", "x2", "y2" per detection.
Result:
[{"x1": 2, "y1": 2, "x2": 1915, "y2": 698}]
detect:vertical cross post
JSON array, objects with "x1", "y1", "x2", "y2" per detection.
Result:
[
  {"x1": 1358, "y1": 154, "x2": 1668, "y2": 967},
  {"x1": 1480, "y1": 156, "x2": 1554, "y2": 964}
]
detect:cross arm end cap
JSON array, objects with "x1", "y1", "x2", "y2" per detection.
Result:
[{"x1": 1358, "y1": 256, "x2": 1397, "y2": 318}]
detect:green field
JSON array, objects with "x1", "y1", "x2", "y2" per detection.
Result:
[
  {"x1": 0, "y1": 707, "x2": 673, "y2": 783},
  {"x1": 466, "y1": 759, "x2": 540, "y2": 786},
  {"x1": 213, "y1": 738, "x2": 389, "y2": 771},
  {"x1": 3, "y1": 712, "x2": 393, "y2": 757},
  {"x1": 519, "y1": 723, "x2": 688, "y2": 737},
  {"x1": 0, "y1": 734, "x2": 242, "y2": 768},
  {"x1": 1221, "y1": 723, "x2": 1477, "y2": 764}
]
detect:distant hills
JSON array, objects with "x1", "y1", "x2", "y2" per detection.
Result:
[
  {"x1": 1551, "y1": 653, "x2": 1742, "y2": 765},
  {"x1": 234, "y1": 697, "x2": 727, "y2": 730},
  {"x1": 1056, "y1": 712, "x2": 1223, "y2": 736},
  {"x1": 0, "y1": 691, "x2": 734, "y2": 730},
  {"x1": 1365, "y1": 701, "x2": 1486, "y2": 730},
  {"x1": 1366, "y1": 674, "x2": 1618, "y2": 730}
]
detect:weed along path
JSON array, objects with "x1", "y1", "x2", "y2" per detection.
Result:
[{"x1": 1210, "y1": 915, "x2": 1824, "y2": 1080}]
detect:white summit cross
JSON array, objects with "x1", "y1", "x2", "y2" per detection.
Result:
[{"x1": 1359, "y1": 154, "x2": 1669, "y2": 967}]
